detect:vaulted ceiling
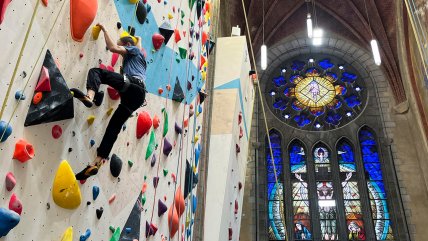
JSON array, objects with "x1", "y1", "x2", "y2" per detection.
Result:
[{"x1": 228, "y1": 0, "x2": 406, "y2": 104}]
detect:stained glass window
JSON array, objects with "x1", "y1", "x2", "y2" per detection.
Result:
[
  {"x1": 267, "y1": 130, "x2": 286, "y2": 240},
  {"x1": 289, "y1": 140, "x2": 312, "y2": 240},
  {"x1": 359, "y1": 128, "x2": 394, "y2": 240},
  {"x1": 338, "y1": 139, "x2": 366, "y2": 240}
]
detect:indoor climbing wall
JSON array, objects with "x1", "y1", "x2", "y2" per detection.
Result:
[
  {"x1": 0, "y1": 0, "x2": 212, "y2": 240},
  {"x1": 204, "y1": 36, "x2": 254, "y2": 241}
]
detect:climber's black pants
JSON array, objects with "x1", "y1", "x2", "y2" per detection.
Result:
[{"x1": 86, "y1": 68, "x2": 146, "y2": 159}]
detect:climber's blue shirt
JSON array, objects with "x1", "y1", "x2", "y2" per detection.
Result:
[{"x1": 123, "y1": 46, "x2": 147, "y2": 81}]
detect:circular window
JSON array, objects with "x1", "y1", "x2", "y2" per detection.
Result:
[{"x1": 266, "y1": 55, "x2": 367, "y2": 131}]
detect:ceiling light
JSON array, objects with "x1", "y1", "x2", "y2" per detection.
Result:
[
  {"x1": 261, "y1": 44, "x2": 267, "y2": 70},
  {"x1": 284, "y1": 114, "x2": 290, "y2": 119},
  {"x1": 309, "y1": 58, "x2": 314, "y2": 63},
  {"x1": 312, "y1": 28, "x2": 323, "y2": 46},
  {"x1": 338, "y1": 65, "x2": 344, "y2": 70},
  {"x1": 307, "y1": 14, "x2": 313, "y2": 38},
  {"x1": 346, "y1": 112, "x2": 353, "y2": 117},
  {"x1": 371, "y1": 39, "x2": 381, "y2": 66},
  {"x1": 355, "y1": 86, "x2": 361, "y2": 92},
  {"x1": 315, "y1": 123, "x2": 322, "y2": 129},
  {"x1": 281, "y1": 68, "x2": 286, "y2": 73},
  {"x1": 270, "y1": 90, "x2": 276, "y2": 96}
]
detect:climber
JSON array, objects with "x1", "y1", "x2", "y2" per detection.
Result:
[{"x1": 71, "y1": 23, "x2": 147, "y2": 180}]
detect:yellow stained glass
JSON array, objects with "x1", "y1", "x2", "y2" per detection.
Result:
[{"x1": 295, "y1": 76, "x2": 336, "y2": 108}]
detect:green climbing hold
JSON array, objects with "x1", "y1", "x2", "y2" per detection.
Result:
[
  {"x1": 141, "y1": 195, "x2": 146, "y2": 206},
  {"x1": 128, "y1": 160, "x2": 134, "y2": 167},
  {"x1": 109, "y1": 226, "x2": 115, "y2": 233},
  {"x1": 145, "y1": 130, "x2": 156, "y2": 160},
  {"x1": 181, "y1": 19, "x2": 184, "y2": 25},
  {"x1": 188, "y1": 0, "x2": 196, "y2": 8},
  {"x1": 109, "y1": 227, "x2": 121, "y2": 241},
  {"x1": 181, "y1": 10, "x2": 185, "y2": 19},
  {"x1": 190, "y1": 21, "x2": 194, "y2": 27},
  {"x1": 163, "y1": 169, "x2": 168, "y2": 176},
  {"x1": 179, "y1": 47, "x2": 187, "y2": 59},
  {"x1": 176, "y1": 59, "x2": 180, "y2": 63},
  {"x1": 162, "y1": 108, "x2": 169, "y2": 137},
  {"x1": 144, "y1": 175, "x2": 147, "y2": 180}
]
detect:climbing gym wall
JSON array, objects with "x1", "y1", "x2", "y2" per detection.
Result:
[
  {"x1": 204, "y1": 36, "x2": 254, "y2": 241},
  {"x1": 0, "y1": 0, "x2": 213, "y2": 240}
]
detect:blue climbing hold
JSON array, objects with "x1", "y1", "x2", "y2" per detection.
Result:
[
  {"x1": 14, "y1": 90, "x2": 26, "y2": 100},
  {"x1": 90, "y1": 139, "x2": 95, "y2": 147},
  {"x1": 195, "y1": 147, "x2": 200, "y2": 167},
  {"x1": 0, "y1": 207, "x2": 20, "y2": 237},
  {"x1": 125, "y1": 227, "x2": 131, "y2": 233},
  {"x1": 0, "y1": 121, "x2": 12, "y2": 142},
  {"x1": 92, "y1": 186, "x2": 100, "y2": 201},
  {"x1": 79, "y1": 229, "x2": 91, "y2": 241},
  {"x1": 146, "y1": 4, "x2": 151, "y2": 13},
  {"x1": 192, "y1": 195, "x2": 197, "y2": 214},
  {"x1": 198, "y1": 105, "x2": 202, "y2": 114}
]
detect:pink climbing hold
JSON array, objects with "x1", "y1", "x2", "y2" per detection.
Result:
[
  {"x1": 0, "y1": 0, "x2": 11, "y2": 25},
  {"x1": 108, "y1": 194, "x2": 116, "y2": 204},
  {"x1": 152, "y1": 33, "x2": 165, "y2": 51},
  {"x1": 13, "y1": 139, "x2": 35, "y2": 163},
  {"x1": 174, "y1": 29, "x2": 181, "y2": 43},
  {"x1": 52, "y1": 125, "x2": 63, "y2": 139},
  {"x1": 111, "y1": 53, "x2": 119, "y2": 67},
  {"x1": 171, "y1": 173, "x2": 176, "y2": 183},
  {"x1": 136, "y1": 111, "x2": 152, "y2": 139},
  {"x1": 174, "y1": 186, "x2": 185, "y2": 217},
  {"x1": 107, "y1": 86, "x2": 120, "y2": 100},
  {"x1": 5, "y1": 172, "x2": 16, "y2": 191},
  {"x1": 142, "y1": 182, "x2": 147, "y2": 194},
  {"x1": 153, "y1": 114, "x2": 160, "y2": 129},
  {"x1": 9, "y1": 193, "x2": 22, "y2": 215},
  {"x1": 35, "y1": 66, "x2": 51, "y2": 92}
]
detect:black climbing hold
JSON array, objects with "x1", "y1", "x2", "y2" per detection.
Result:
[
  {"x1": 158, "y1": 199, "x2": 167, "y2": 217},
  {"x1": 136, "y1": 0, "x2": 147, "y2": 24},
  {"x1": 46, "y1": 203, "x2": 50, "y2": 210},
  {"x1": 110, "y1": 154, "x2": 123, "y2": 178},
  {"x1": 168, "y1": 181, "x2": 171, "y2": 185},
  {"x1": 24, "y1": 50, "x2": 74, "y2": 127},
  {"x1": 159, "y1": 22, "x2": 174, "y2": 44},
  {"x1": 128, "y1": 26, "x2": 136, "y2": 36},
  {"x1": 96, "y1": 207, "x2": 104, "y2": 219},
  {"x1": 199, "y1": 90, "x2": 207, "y2": 104},
  {"x1": 119, "y1": 192, "x2": 142, "y2": 240},
  {"x1": 172, "y1": 77, "x2": 185, "y2": 103},
  {"x1": 184, "y1": 160, "x2": 198, "y2": 198},
  {"x1": 117, "y1": 22, "x2": 122, "y2": 29},
  {"x1": 153, "y1": 177, "x2": 159, "y2": 188},
  {"x1": 207, "y1": 39, "x2": 216, "y2": 55},
  {"x1": 68, "y1": 148, "x2": 72, "y2": 152},
  {"x1": 21, "y1": 71, "x2": 27, "y2": 78},
  {"x1": 87, "y1": 201, "x2": 91, "y2": 205}
]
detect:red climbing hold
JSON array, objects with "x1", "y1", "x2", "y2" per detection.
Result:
[
  {"x1": 174, "y1": 186, "x2": 185, "y2": 217},
  {"x1": 234, "y1": 200, "x2": 238, "y2": 214},
  {"x1": 70, "y1": 0, "x2": 98, "y2": 42},
  {"x1": 107, "y1": 86, "x2": 120, "y2": 100},
  {"x1": 99, "y1": 63, "x2": 107, "y2": 70},
  {"x1": 42, "y1": 0, "x2": 48, "y2": 7},
  {"x1": 107, "y1": 65, "x2": 114, "y2": 72},
  {"x1": 136, "y1": 111, "x2": 152, "y2": 139},
  {"x1": 158, "y1": 87, "x2": 164, "y2": 95},
  {"x1": 0, "y1": 0, "x2": 11, "y2": 24},
  {"x1": 174, "y1": 29, "x2": 181, "y2": 43},
  {"x1": 52, "y1": 125, "x2": 62, "y2": 139},
  {"x1": 202, "y1": 31, "x2": 208, "y2": 45},
  {"x1": 9, "y1": 193, "x2": 22, "y2": 215},
  {"x1": 229, "y1": 227, "x2": 233, "y2": 240},
  {"x1": 238, "y1": 112, "x2": 242, "y2": 124},
  {"x1": 13, "y1": 139, "x2": 35, "y2": 163},
  {"x1": 183, "y1": 119, "x2": 188, "y2": 128},
  {"x1": 153, "y1": 114, "x2": 160, "y2": 129},
  {"x1": 239, "y1": 126, "x2": 243, "y2": 139},
  {"x1": 152, "y1": 33, "x2": 165, "y2": 51},
  {"x1": 5, "y1": 172, "x2": 16, "y2": 191},
  {"x1": 35, "y1": 66, "x2": 51, "y2": 92},
  {"x1": 235, "y1": 144, "x2": 240, "y2": 154},
  {"x1": 171, "y1": 173, "x2": 176, "y2": 183},
  {"x1": 111, "y1": 53, "x2": 119, "y2": 67},
  {"x1": 79, "y1": 52, "x2": 84, "y2": 58},
  {"x1": 168, "y1": 205, "x2": 179, "y2": 237},
  {"x1": 200, "y1": 56, "x2": 206, "y2": 69}
]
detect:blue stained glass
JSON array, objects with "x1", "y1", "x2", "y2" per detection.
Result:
[
  {"x1": 268, "y1": 169, "x2": 284, "y2": 182},
  {"x1": 338, "y1": 142, "x2": 355, "y2": 163},
  {"x1": 294, "y1": 114, "x2": 311, "y2": 127},
  {"x1": 290, "y1": 74, "x2": 302, "y2": 84},
  {"x1": 368, "y1": 181, "x2": 387, "y2": 199},
  {"x1": 273, "y1": 98, "x2": 288, "y2": 110},
  {"x1": 359, "y1": 130, "x2": 377, "y2": 145},
  {"x1": 325, "y1": 72, "x2": 338, "y2": 80},
  {"x1": 292, "y1": 101, "x2": 304, "y2": 111},
  {"x1": 289, "y1": 144, "x2": 306, "y2": 165},
  {"x1": 340, "y1": 163, "x2": 356, "y2": 172},
  {"x1": 273, "y1": 76, "x2": 286, "y2": 87},
  {"x1": 373, "y1": 219, "x2": 394, "y2": 240},
  {"x1": 305, "y1": 67, "x2": 319, "y2": 75},
  {"x1": 325, "y1": 112, "x2": 342, "y2": 125},
  {"x1": 341, "y1": 72, "x2": 357, "y2": 83},
  {"x1": 318, "y1": 59, "x2": 334, "y2": 70},
  {"x1": 284, "y1": 87, "x2": 292, "y2": 97},
  {"x1": 364, "y1": 163, "x2": 383, "y2": 180},
  {"x1": 345, "y1": 95, "x2": 362, "y2": 108},
  {"x1": 327, "y1": 99, "x2": 342, "y2": 110},
  {"x1": 361, "y1": 146, "x2": 380, "y2": 163},
  {"x1": 291, "y1": 60, "x2": 305, "y2": 71},
  {"x1": 291, "y1": 164, "x2": 307, "y2": 173}
]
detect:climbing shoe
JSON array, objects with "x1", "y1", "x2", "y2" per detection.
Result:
[
  {"x1": 70, "y1": 88, "x2": 93, "y2": 108},
  {"x1": 75, "y1": 165, "x2": 99, "y2": 180},
  {"x1": 93, "y1": 91, "x2": 104, "y2": 107}
]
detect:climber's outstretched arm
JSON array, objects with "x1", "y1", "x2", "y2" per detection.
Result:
[{"x1": 97, "y1": 23, "x2": 127, "y2": 55}]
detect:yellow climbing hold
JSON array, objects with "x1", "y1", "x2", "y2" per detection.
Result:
[
  {"x1": 201, "y1": 71, "x2": 207, "y2": 81},
  {"x1": 60, "y1": 227, "x2": 73, "y2": 241},
  {"x1": 87, "y1": 115, "x2": 95, "y2": 125},
  {"x1": 92, "y1": 25, "x2": 101, "y2": 40},
  {"x1": 185, "y1": 213, "x2": 191, "y2": 227},
  {"x1": 168, "y1": 13, "x2": 173, "y2": 20},
  {"x1": 52, "y1": 160, "x2": 82, "y2": 209},
  {"x1": 129, "y1": 0, "x2": 138, "y2": 3},
  {"x1": 194, "y1": 135, "x2": 199, "y2": 143},
  {"x1": 193, "y1": 165, "x2": 197, "y2": 173},
  {"x1": 106, "y1": 107, "x2": 114, "y2": 116}
]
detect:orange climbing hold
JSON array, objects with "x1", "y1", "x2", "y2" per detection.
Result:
[
  {"x1": 158, "y1": 87, "x2": 163, "y2": 95},
  {"x1": 32, "y1": 92, "x2": 43, "y2": 105},
  {"x1": 183, "y1": 118, "x2": 188, "y2": 128},
  {"x1": 168, "y1": 205, "x2": 179, "y2": 238},
  {"x1": 153, "y1": 114, "x2": 160, "y2": 129},
  {"x1": 200, "y1": 56, "x2": 206, "y2": 70},
  {"x1": 35, "y1": 66, "x2": 51, "y2": 92},
  {"x1": 41, "y1": 0, "x2": 48, "y2": 6},
  {"x1": 70, "y1": 0, "x2": 98, "y2": 42},
  {"x1": 174, "y1": 29, "x2": 181, "y2": 43},
  {"x1": 13, "y1": 139, "x2": 35, "y2": 163},
  {"x1": 174, "y1": 186, "x2": 185, "y2": 217},
  {"x1": 202, "y1": 31, "x2": 208, "y2": 45},
  {"x1": 0, "y1": 0, "x2": 11, "y2": 24},
  {"x1": 166, "y1": 84, "x2": 171, "y2": 91},
  {"x1": 142, "y1": 182, "x2": 147, "y2": 193}
]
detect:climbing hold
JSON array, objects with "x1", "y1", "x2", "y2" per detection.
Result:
[
  {"x1": 236, "y1": 144, "x2": 240, "y2": 154},
  {"x1": 145, "y1": 130, "x2": 156, "y2": 159},
  {"x1": 13, "y1": 139, "x2": 35, "y2": 163},
  {"x1": 189, "y1": 109, "x2": 194, "y2": 117},
  {"x1": 229, "y1": 227, "x2": 233, "y2": 240},
  {"x1": 150, "y1": 154, "x2": 156, "y2": 167},
  {"x1": 167, "y1": 13, "x2": 173, "y2": 20},
  {"x1": 35, "y1": 66, "x2": 52, "y2": 92},
  {"x1": 195, "y1": 147, "x2": 200, "y2": 167},
  {"x1": 152, "y1": 33, "x2": 165, "y2": 51},
  {"x1": 152, "y1": 114, "x2": 160, "y2": 129},
  {"x1": 14, "y1": 90, "x2": 26, "y2": 100},
  {"x1": 200, "y1": 56, "x2": 206, "y2": 69},
  {"x1": 110, "y1": 227, "x2": 121, "y2": 241},
  {"x1": 159, "y1": 22, "x2": 174, "y2": 43},
  {"x1": 142, "y1": 182, "x2": 147, "y2": 193},
  {"x1": 153, "y1": 177, "x2": 159, "y2": 188},
  {"x1": 128, "y1": 160, "x2": 134, "y2": 167},
  {"x1": 183, "y1": 118, "x2": 189, "y2": 128},
  {"x1": 108, "y1": 194, "x2": 116, "y2": 204},
  {"x1": 239, "y1": 126, "x2": 244, "y2": 139},
  {"x1": 166, "y1": 84, "x2": 171, "y2": 91},
  {"x1": 96, "y1": 207, "x2": 103, "y2": 219},
  {"x1": 141, "y1": 194, "x2": 146, "y2": 205},
  {"x1": 90, "y1": 139, "x2": 95, "y2": 147},
  {"x1": 116, "y1": 22, "x2": 122, "y2": 29},
  {"x1": 107, "y1": 65, "x2": 114, "y2": 72},
  {"x1": 201, "y1": 31, "x2": 208, "y2": 45},
  {"x1": 136, "y1": 111, "x2": 152, "y2": 139},
  {"x1": 171, "y1": 173, "x2": 176, "y2": 183},
  {"x1": 110, "y1": 154, "x2": 123, "y2": 178},
  {"x1": 174, "y1": 29, "x2": 181, "y2": 43},
  {"x1": 162, "y1": 108, "x2": 169, "y2": 137},
  {"x1": 0, "y1": 120, "x2": 12, "y2": 142},
  {"x1": 127, "y1": 26, "x2": 136, "y2": 36},
  {"x1": 106, "y1": 107, "x2": 114, "y2": 116},
  {"x1": 174, "y1": 186, "x2": 185, "y2": 217},
  {"x1": 0, "y1": 0, "x2": 10, "y2": 24},
  {"x1": 79, "y1": 229, "x2": 91, "y2": 241},
  {"x1": 92, "y1": 186, "x2": 100, "y2": 200},
  {"x1": 5, "y1": 172, "x2": 16, "y2": 191},
  {"x1": 52, "y1": 160, "x2": 82, "y2": 209},
  {"x1": 68, "y1": 148, "x2": 72, "y2": 152},
  {"x1": 79, "y1": 52, "x2": 84, "y2": 58},
  {"x1": 163, "y1": 169, "x2": 168, "y2": 176},
  {"x1": 129, "y1": 0, "x2": 138, "y2": 3},
  {"x1": 174, "y1": 122, "x2": 182, "y2": 134},
  {"x1": 109, "y1": 226, "x2": 115, "y2": 233},
  {"x1": 158, "y1": 87, "x2": 164, "y2": 95},
  {"x1": 192, "y1": 195, "x2": 197, "y2": 214},
  {"x1": 187, "y1": 81, "x2": 192, "y2": 91},
  {"x1": 52, "y1": 125, "x2": 62, "y2": 139},
  {"x1": 107, "y1": 86, "x2": 120, "y2": 100},
  {"x1": 8, "y1": 193, "x2": 22, "y2": 215},
  {"x1": 87, "y1": 115, "x2": 95, "y2": 125},
  {"x1": 194, "y1": 134, "x2": 199, "y2": 143},
  {"x1": 136, "y1": 0, "x2": 147, "y2": 24},
  {"x1": 32, "y1": 92, "x2": 43, "y2": 105},
  {"x1": 111, "y1": 53, "x2": 119, "y2": 67},
  {"x1": 172, "y1": 77, "x2": 185, "y2": 103},
  {"x1": 163, "y1": 138, "x2": 172, "y2": 156},
  {"x1": 238, "y1": 182, "x2": 242, "y2": 190},
  {"x1": 234, "y1": 200, "x2": 238, "y2": 214},
  {"x1": 91, "y1": 25, "x2": 101, "y2": 40},
  {"x1": 199, "y1": 90, "x2": 208, "y2": 104},
  {"x1": 238, "y1": 112, "x2": 242, "y2": 124},
  {"x1": 0, "y1": 207, "x2": 20, "y2": 237},
  {"x1": 146, "y1": 3, "x2": 151, "y2": 13},
  {"x1": 60, "y1": 227, "x2": 73, "y2": 241},
  {"x1": 70, "y1": 0, "x2": 98, "y2": 42},
  {"x1": 158, "y1": 199, "x2": 167, "y2": 216},
  {"x1": 99, "y1": 63, "x2": 107, "y2": 70},
  {"x1": 168, "y1": 205, "x2": 179, "y2": 237},
  {"x1": 125, "y1": 227, "x2": 131, "y2": 233},
  {"x1": 145, "y1": 221, "x2": 158, "y2": 237},
  {"x1": 179, "y1": 47, "x2": 187, "y2": 59}
]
